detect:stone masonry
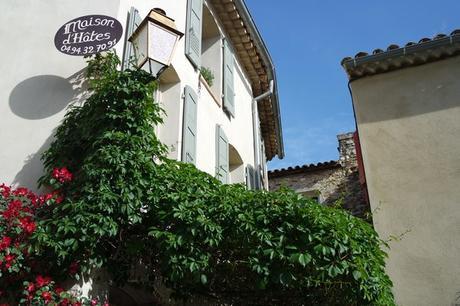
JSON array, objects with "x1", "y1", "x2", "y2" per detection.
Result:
[{"x1": 268, "y1": 132, "x2": 369, "y2": 218}]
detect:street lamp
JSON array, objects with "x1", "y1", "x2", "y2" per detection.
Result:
[{"x1": 129, "y1": 8, "x2": 184, "y2": 78}]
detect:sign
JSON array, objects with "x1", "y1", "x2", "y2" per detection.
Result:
[{"x1": 55, "y1": 15, "x2": 123, "y2": 56}]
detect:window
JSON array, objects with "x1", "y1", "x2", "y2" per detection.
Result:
[
  {"x1": 157, "y1": 68, "x2": 182, "y2": 160},
  {"x1": 229, "y1": 144, "x2": 244, "y2": 184},
  {"x1": 200, "y1": 5, "x2": 222, "y2": 99}
]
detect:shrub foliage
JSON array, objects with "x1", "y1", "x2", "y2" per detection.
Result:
[{"x1": 31, "y1": 53, "x2": 395, "y2": 305}]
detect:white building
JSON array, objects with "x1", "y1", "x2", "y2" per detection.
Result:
[{"x1": 0, "y1": 0, "x2": 283, "y2": 191}]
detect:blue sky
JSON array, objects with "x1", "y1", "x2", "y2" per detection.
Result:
[{"x1": 244, "y1": 0, "x2": 460, "y2": 170}]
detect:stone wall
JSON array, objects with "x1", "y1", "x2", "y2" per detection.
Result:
[{"x1": 268, "y1": 132, "x2": 369, "y2": 217}]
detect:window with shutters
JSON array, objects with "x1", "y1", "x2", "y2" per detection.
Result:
[
  {"x1": 200, "y1": 4, "x2": 222, "y2": 100},
  {"x1": 158, "y1": 68, "x2": 182, "y2": 160},
  {"x1": 182, "y1": 86, "x2": 198, "y2": 165},
  {"x1": 122, "y1": 7, "x2": 142, "y2": 70},
  {"x1": 215, "y1": 125, "x2": 229, "y2": 183},
  {"x1": 245, "y1": 165, "x2": 256, "y2": 190},
  {"x1": 223, "y1": 38, "x2": 235, "y2": 117},
  {"x1": 185, "y1": 0, "x2": 203, "y2": 68}
]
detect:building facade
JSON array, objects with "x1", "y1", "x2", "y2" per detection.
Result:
[
  {"x1": 0, "y1": 0, "x2": 283, "y2": 192},
  {"x1": 342, "y1": 31, "x2": 460, "y2": 306},
  {"x1": 269, "y1": 132, "x2": 369, "y2": 217}
]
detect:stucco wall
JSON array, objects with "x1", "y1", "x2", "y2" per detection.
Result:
[
  {"x1": 0, "y1": 0, "x2": 121, "y2": 191},
  {"x1": 1, "y1": 0, "x2": 260, "y2": 190},
  {"x1": 350, "y1": 55, "x2": 460, "y2": 306}
]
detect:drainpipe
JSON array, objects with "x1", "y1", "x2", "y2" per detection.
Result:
[{"x1": 252, "y1": 80, "x2": 274, "y2": 189}]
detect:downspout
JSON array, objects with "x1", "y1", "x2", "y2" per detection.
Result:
[
  {"x1": 234, "y1": 0, "x2": 284, "y2": 159},
  {"x1": 252, "y1": 80, "x2": 274, "y2": 189}
]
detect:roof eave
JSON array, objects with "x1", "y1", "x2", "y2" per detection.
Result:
[
  {"x1": 342, "y1": 34, "x2": 460, "y2": 81},
  {"x1": 232, "y1": 0, "x2": 284, "y2": 159}
]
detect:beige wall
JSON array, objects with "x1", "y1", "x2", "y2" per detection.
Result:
[
  {"x1": 1, "y1": 0, "x2": 262, "y2": 190},
  {"x1": 0, "y1": 0, "x2": 120, "y2": 190},
  {"x1": 351, "y1": 56, "x2": 460, "y2": 306}
]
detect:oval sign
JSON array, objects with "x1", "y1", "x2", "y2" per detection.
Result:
[{"x1": 54, "y1": 15, "x2": 123, "y2": 56}]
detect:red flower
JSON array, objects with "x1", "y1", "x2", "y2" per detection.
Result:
[
  {"x1": 68, "y1": 261, "x2": 79, "y2": 275},
  {"x1": 52, "y1": 167, "x2": 73, "y2": 184},
  {"x1": 5, "y1": 254, "x2": 15, "y2": 262},
  {"x1": 0, "y1": 236, "x2": 12, "y2": 250},
  {"x1": 13, "y1": 187, "x2": 29, "y2": 197},
  {"x1": 2, "y1": 200, "x2": 22, "y2": 220},
  {"x1": 0, "y1": 184, "x2": 11, "y2": 198},
  {"x1": 41, "y1": 291, "x2": 52, "y2": 302},
  {"x1": 91, "y1": 299, "x2": 98, "y2": 306},
  {"x1": 72, "y1": 302, "x2": 82, "y2": 306},
  {"x1": 55, "y1": 287, "x2": 64, "y2": 295},
  {"x1": 27, "y1": 282, "x2": 35, "y2": 293},
  {"x1": 19, "y1": 217, "x2": 36, "y2": 234},
  {"x1": 44, "y1": 193, "x2": 54, "y2": 202},
  {"x1": 36, "y1": 275, "x2": 51, "y2": 287}
]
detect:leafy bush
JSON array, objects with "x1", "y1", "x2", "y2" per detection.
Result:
[
  {"x1": 25, "y1": 53, "x2": 395, "y2": 305},
  {"x1": 0, "y1": 184, "x2": 108, "y2": 306}
]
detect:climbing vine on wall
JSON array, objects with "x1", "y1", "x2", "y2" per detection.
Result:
[{"x1": 2, "y1": 53, "x2": 395, "y2": 305}]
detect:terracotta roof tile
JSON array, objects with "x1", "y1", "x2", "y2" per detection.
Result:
[
  {"x1": 268, "y1": 160, "x2": 340, "y2": 178},
  {"x1": 342, "y1": 29, "x2": 460, "y2": 80}
]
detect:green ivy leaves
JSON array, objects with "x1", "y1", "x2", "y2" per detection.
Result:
[{"x1": 35, "y1": 53, "x2": 395, "y2": 306}]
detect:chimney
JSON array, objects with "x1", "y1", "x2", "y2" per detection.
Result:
[{"x1": 337, "y1": 132, "x2": 357, "y2": 169}]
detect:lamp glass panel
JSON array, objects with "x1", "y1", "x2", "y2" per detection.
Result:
[
  {"x1": 132, "y1": 25, "x2": 148, "y2": 67},
  {"x1": 148, "y1": 23, "x2": 178, "y2": 65}
]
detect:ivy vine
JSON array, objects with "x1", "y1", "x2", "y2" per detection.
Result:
[{"x1": 34, "y1": 53, "x2": 395, "y2": 305}]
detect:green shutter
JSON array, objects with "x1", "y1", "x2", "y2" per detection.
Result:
[
  {"x1": 215, "y1": 125, "x2": 229, "y2": 183},
  {"x1": 223, "y1": 39, "x2": 235, "y2": 116},
  {"x1": 185, "y1": 0, "x2": 202, "y2": 68},
  {"x1": 182, "y1": 86, "x2": 198, "y2": 164},
  {"x1": 246, "y1": 165, "x2": 255, "y2": 190},
  {"x1": 259, "y1": 141, "x2": 267, "y2": 189},
  {"x1": 122, "y1": 7, "x2": 142, "y2": 70}
]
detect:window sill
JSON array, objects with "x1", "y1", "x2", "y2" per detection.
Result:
[{"x1": 200, "y1": 75, "x2": 221, "y2": 107}]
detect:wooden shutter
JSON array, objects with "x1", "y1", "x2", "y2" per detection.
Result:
[
  {"x1": 245, "y1": 165, "x2": 255, "y2": 190},
  {"x1": 182, "y1": 86, "x2": 198, "y2": 164},
  {"x1": 259, "y1": 141, "x2": 267, "y2": 189},
  {"x1": 223, "y1": 39, "x2": 235, "y2": 116},
  {"x1": 185, "y1": 0, "x2": 203, "y2": 68},
  {"x1": 122, "y1": 7, "x2": 142, "y2": 70},
  {"x1": 215, "y1": 125, "x2": 229, "y2": 183}
]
